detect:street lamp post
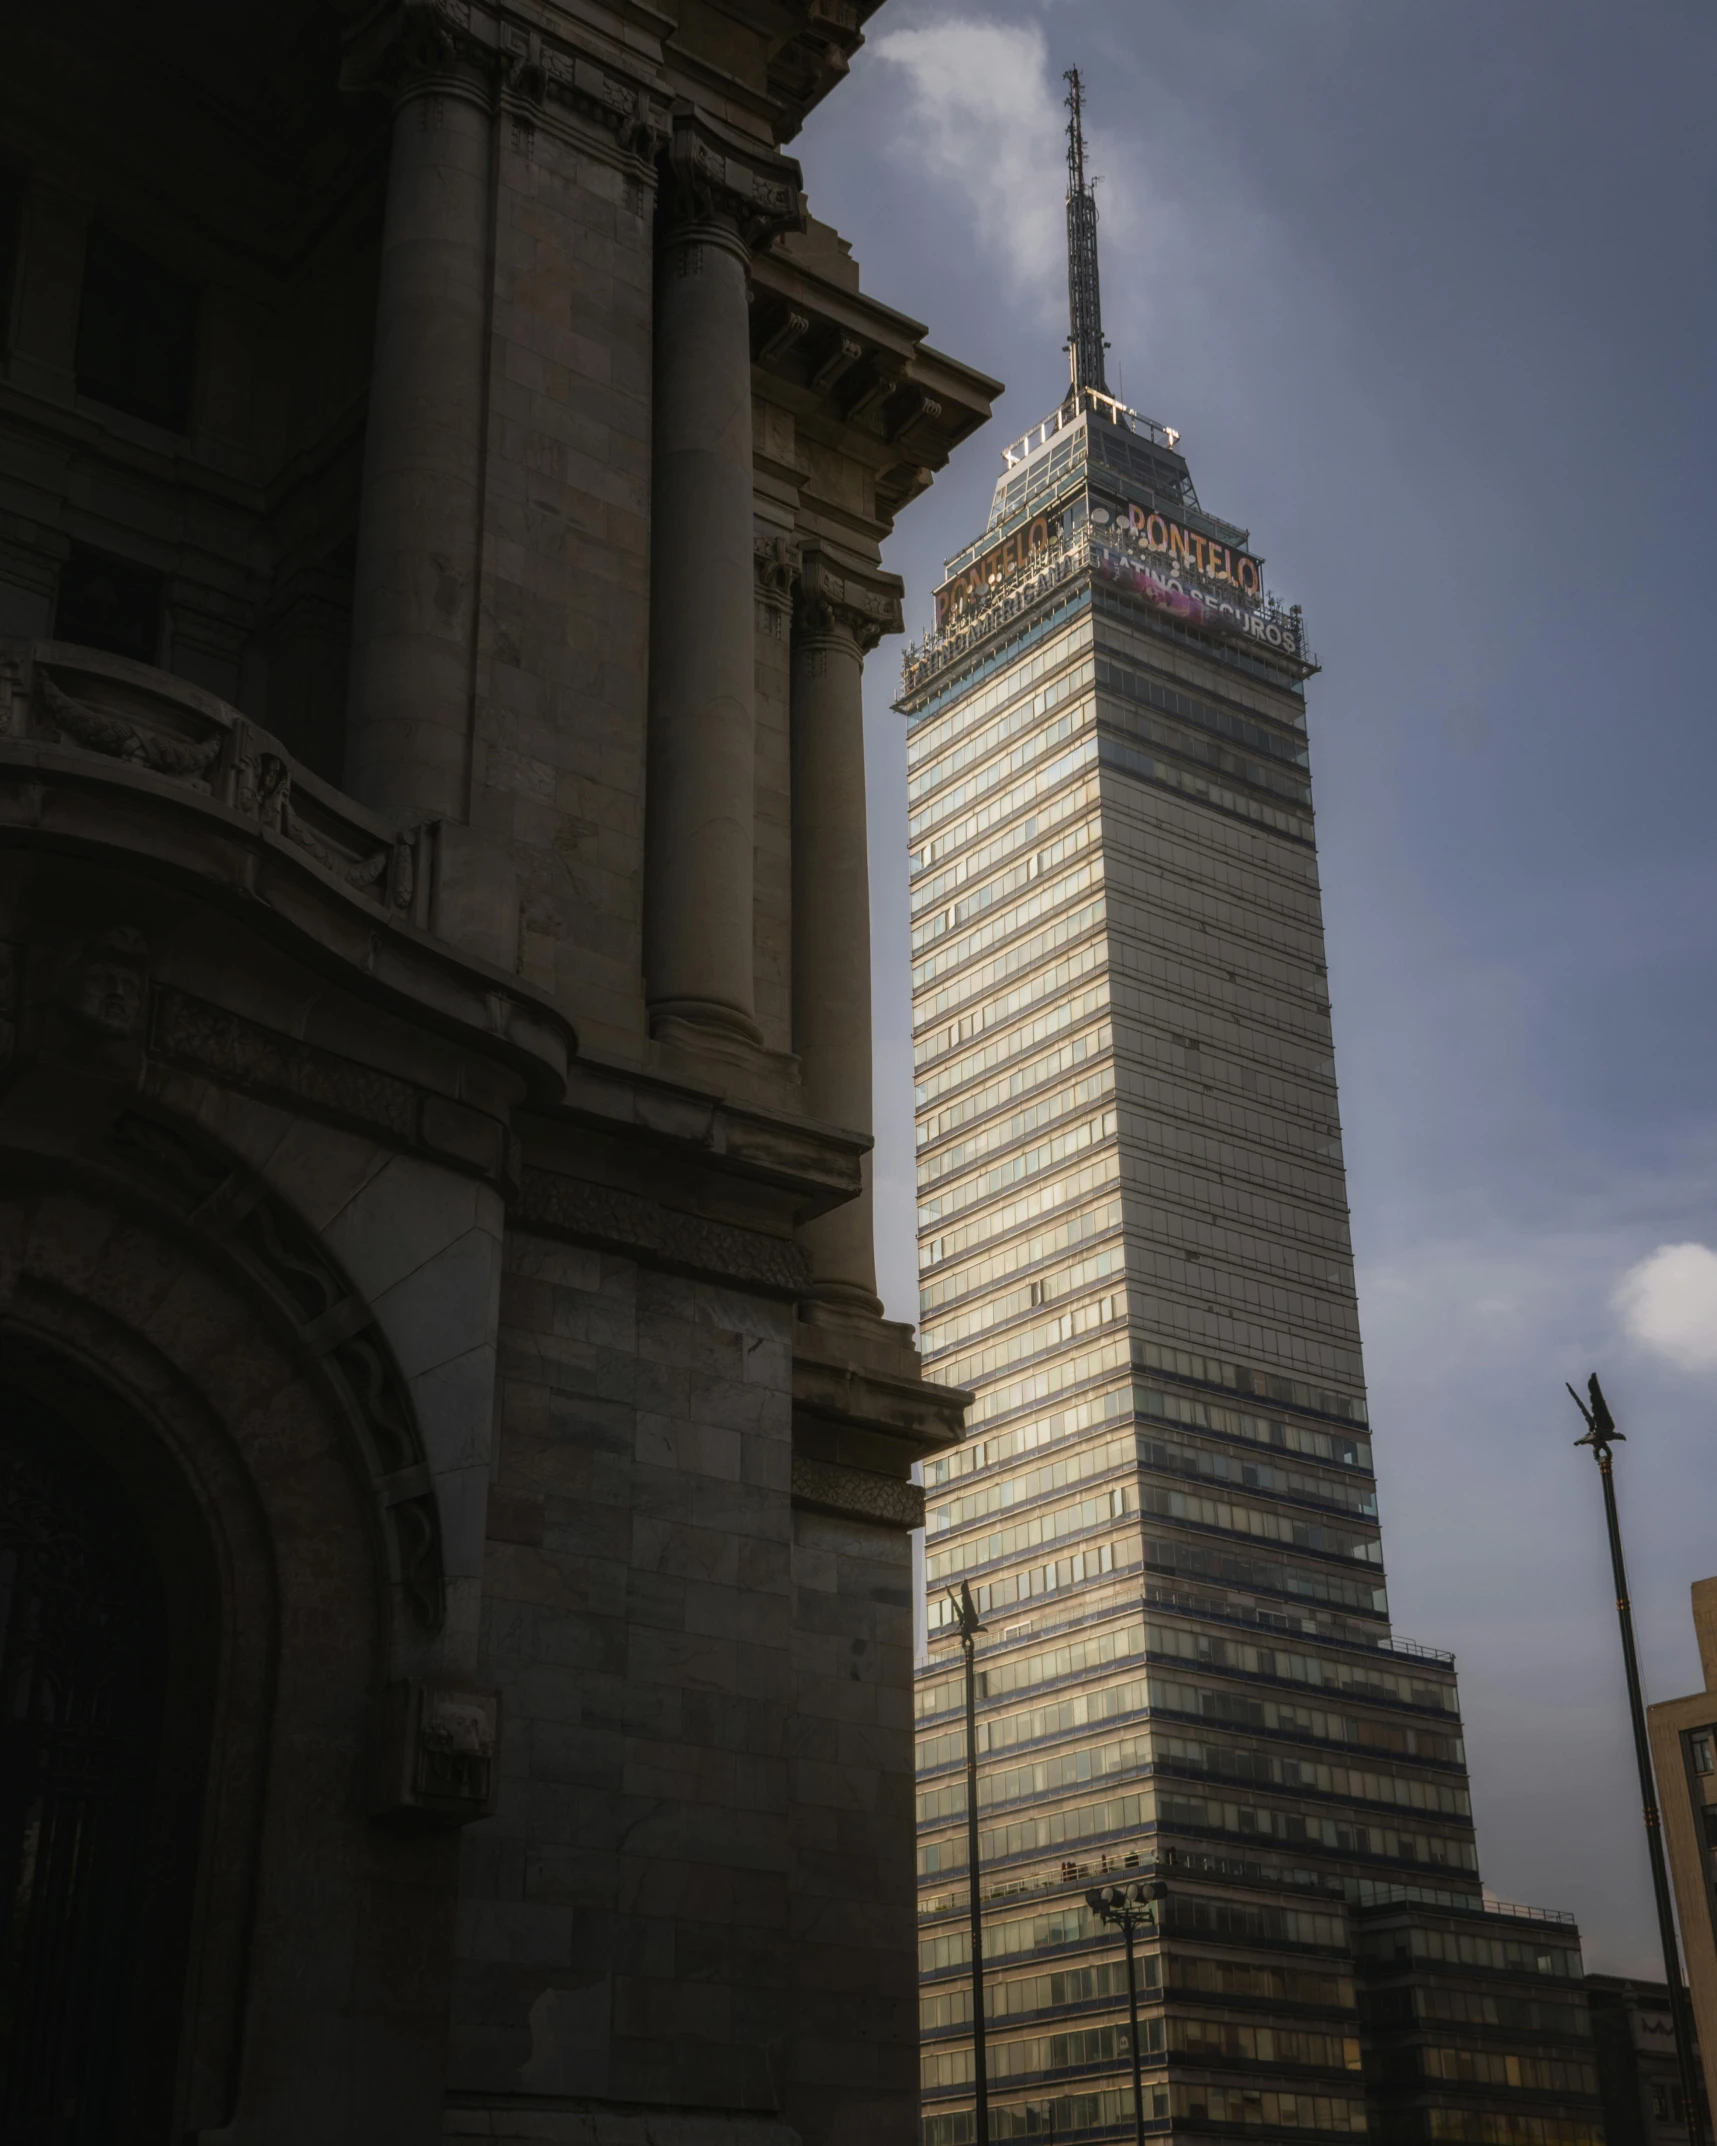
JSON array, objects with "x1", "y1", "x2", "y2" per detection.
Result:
[
  {"x1": 1085, "y1": 1876, "x2": 1165, "y2": 2146},
  {"x1": 949, "y1": 1581, "x2": 989, "y2": 2146},
  {"x1": 1569, "y1": 1373, "x2": 1706, "y2": 2145}
]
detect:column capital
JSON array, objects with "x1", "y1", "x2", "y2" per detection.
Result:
[
  {"x1": 661, "y1": 103, "x2": 805, "y2": 255},
  {"x1": 795, "y1": 548, "x2": 903, "y2": 655},
  {"x1": 341, "y1": 0, "x2": 497, "y2": 106},
  {"x1": 755, "y1": 533, "x2": 801, "y2": 621}
]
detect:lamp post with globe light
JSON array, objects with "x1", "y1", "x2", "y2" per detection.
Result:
[{"x1": 1084, "y1": 1875, "x2": 1166, "y2": 2146}]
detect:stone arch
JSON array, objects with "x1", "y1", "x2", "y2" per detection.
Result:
[{"x1": 0, "y1": 1107, "x2": 465, "y2": 2139}]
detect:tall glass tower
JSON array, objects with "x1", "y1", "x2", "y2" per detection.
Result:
[{"x1": 905, "y1": 71, "x2": 1606, "y2": 2146}]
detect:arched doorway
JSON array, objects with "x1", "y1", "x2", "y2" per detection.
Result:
[{"x1": 0, "y1": 1390, "x2": 191, "y2": 2143}]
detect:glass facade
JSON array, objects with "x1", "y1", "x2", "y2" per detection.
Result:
[{"x1": 902, "y1": 395, "x2": 1606, "y2": 2146}]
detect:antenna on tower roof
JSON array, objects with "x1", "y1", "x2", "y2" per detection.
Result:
[{"x1": 1063, "y1": 67, "x2": 1109, "y2": 403}]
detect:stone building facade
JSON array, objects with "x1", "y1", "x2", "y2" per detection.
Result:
[{"x1": 0, "y1": 4, "x2": 995, "y2": 2142}]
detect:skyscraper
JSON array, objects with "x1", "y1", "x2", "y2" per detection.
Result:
[{"x1": 906, "y1": 73, "x2": 1606, "y2": 2146}]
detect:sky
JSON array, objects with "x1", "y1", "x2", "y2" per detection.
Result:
[{"x1": 794, "y1": 0, "x2": 1717, "y2": 1979}]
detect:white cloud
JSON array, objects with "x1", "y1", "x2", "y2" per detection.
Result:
[
  {"x1": 870, "y1": 20, "x2": 1067, "y2": 313},
  {"x1": 1613, "y1": 1241, "x2": 1717, "y2": 1372}
]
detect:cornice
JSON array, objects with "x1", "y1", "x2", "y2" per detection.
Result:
[
  {"x1": 796, "y1": 545, "x2": 902, "y2": 652},
  {"x1": 516, "y1": 1166, "x2": 811, "y2": 1296},
  {"x1": 660, "y1": 101, "x2": 805, "y2": 252},
  {"x1": 342, "y1": 0, "x2": 672, "y2": 164}
]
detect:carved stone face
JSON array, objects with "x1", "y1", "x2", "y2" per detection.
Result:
[{"x1": 60, "y1": 928, "x2": 148, "y2": 1038}]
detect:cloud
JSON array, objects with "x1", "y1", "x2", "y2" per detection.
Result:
[
  {"x1": 1613, "y1": 1242, "x2": 1717, "y2": 1372},
  {"x1": 870, "y1": 20, "x2": 1067, "y2": 313}
]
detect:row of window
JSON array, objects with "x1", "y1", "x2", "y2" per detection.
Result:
[
  {"x1": 1094, "y1": 650, "x2": 1311, "y2": 768},
  {"x1": 1138, "y1": 1386, "x2": 1371, "y2": 1474},
  {"x1": 914, "y1": 933, "x2": 1106, "y2": 1075},
  {"x1": 913, "y1": 822, "x2": 1100, "y2": 966},
  {"x1": 921, "y1": 1663, "x2": 1460, "y2": 1783},
  {"x1": 1100, "y1": 732, "x2": 1314, "y2": 846},
  {"x1": 918, "y1": 1717, "x2": 1469, "y2": 1831},
  {"x1": 1101, "y1": 694, "x2": 1314, "y2": 812},
  {"x1": 1418, "y1": 2047, "x2": 1597, "y2": 2096},
  {"x1": 924, "y1": 2013, "x2": 1361, "y2": 2090},
  {"x1": 911, "y1": 738, "x2": 1097, "y2": 882},
  {"x1": 1139, "y1": 1480, "x2": 1382, "y2": 1569},
  {"x1": 959, "y1": 1334, "x2": 1133, "y2": 1434},
  {"x1": 1098, "y1": 815, "x2": 1326, "y2": 961},
  {"x1": 908, "y1": 657, "x2": 1093, "y2": 812},
  {"x1": 914, "y1": 857, "x2": 1103, "y2": 992},
  {"x1": 920, "y1": 1950, "x2": 1353, "y2": 2031},
  {"x1": 920, "y1": 1194, "x2": 1123, "y2": 1319},
  {"x1": 915, "y1": 980, "x2": 1109, "y2": 1116},
  {"x1": 1138, "y1": 1431, "x2": 1378, "y2": 1520},
  {"x1": 1096, "y1": 606, "x2": 1308, "y2": 733},
  {"x1": 920, "y1": 1374, "x2": 1134, "y2": 1492},
  {"x1": 1423, "y1": 2113, "x2": 1602, "y2": 2146},
  {"x1": 1145, "y1": 1530, "x2": 1389, "y2": 1618},
  {"x1": 918, "y1": 1069, "x2": 1115, "y2": 1194},
  {"x1": 918, "y1": 1891, "x2": 1351, "y2": 1979},
  {"x1": 920, "y1": 1242, "x2": 1125, "y2": 1361},
  {"x1": 925, "y1": 1427, "x2": 1134, "y2": 1538},
  {"x1": 916, "y1": 1613, "x2": 1453, "y2": 1733},
  {"x1": 916, "y1": 893, "x2": 1107, "y2": 1033},
  {"x1": 919, "y1": 1154, "x2": 1120, "y2": 1277},
  {"x1": 1143, "y1": 1619, "x2": 1450, "y2": 1714},
  {"x1": 919, "y1": 1020, "x2": 1111, "y2": 1148},
  {"x1": 923, "y1": 1482, "x2": 1131, "y2": 1587},
  {"x1": 932, "y1": 1287, "x2": 1127, "y2": 1395},
  {"x1": 1357, "y1": 1929, "x2": 1582, "y2": 1980},
  {"x1": 912, "y1": 789, "x2": 1100, "y2": 948},
  {"x1": 917, "y1": 1105, "x2": 1117, "y2": 1234},
  {"x1": 907, "y1": 622, "x2": 1085, "y2": 767},
  {"x1": 922, "y1": 1525, "x2": 1131, "y2": 1633},
  {"x1": 910, "y1": 700, "x2": 1091, "y2": 846}
]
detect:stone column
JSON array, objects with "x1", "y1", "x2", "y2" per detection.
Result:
[
  {"x1": 644, "y1": 109, "x2": 801, "y2": 1047},
  {"x1": 343, "y1": 15, "x2": 493, "y2": 824},
  {"x1": 791, "y1": 555, "x2": 901, "y2": 1314}
]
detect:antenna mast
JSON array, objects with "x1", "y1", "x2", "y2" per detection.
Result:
[{"x1": 1064, "y1": 67, "x2": 1108, "y2": 401}]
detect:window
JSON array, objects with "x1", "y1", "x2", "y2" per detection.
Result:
[
  {"x1": 53, "y1": 544, "x2": 164, "y2": 663},
  {"x1": 1691, "y1": 1732, "x2": 1713, "y2": 1777},
  {"x1": 75, "y1": 227, "x2": 199, "y2": 431}
]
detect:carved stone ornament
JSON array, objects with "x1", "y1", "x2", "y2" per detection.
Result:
[
  {"x1": 661, "y1": 104, "x2": 805, "y2": 253},
  {"x1": 754, "y1": 534, "x2": 800, "y2": 613},
  {"x1": 57, "y1": 927, "x2": 149, "y2": 1040},
  {"x1": 796, "y1": 551, "x2": 903, "y2": 655},
  {"x1": 19, "y1": 644, "x2": 420, "y2": 920},
  {"x1": 370, "y1": 1678, "x2": 501, "y2": 1826},
  {"x1": 149, "y1": 986, "x2": 513, "y2": 1186},
  {"x1": 790, "y1": 1454, "x2": 925, "y2": 1531},
  {"x1": 342, "y1": 0, "x2": 668, "y2": 162},
  {"x1": 518, "y1": 1168, "x2": 811, "y2": 1297}
]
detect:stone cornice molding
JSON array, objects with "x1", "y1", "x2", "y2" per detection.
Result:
[
  {"x1": 795, "y1": 548, "x2": 902, "y2": 654},
  {"x1": 660, "y1": 103, "x2": 805, "y2": 256},
  {"x1": 790, "y1": 1454, "x2": 925, "y2": 1531},
  {"x1": 342, "y1": 0, "x2": 669, "y2": 165},
  {"x1": 341, "y1": 0, "x2": 500, "y2": 107},
  {"x1": 517, "y1": 1168, "x2": 811, "y2": 1297}
]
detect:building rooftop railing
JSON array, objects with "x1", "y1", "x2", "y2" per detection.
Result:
[{"x1": 999, "y1": 390, "x2": 1183, "y2": 469}]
